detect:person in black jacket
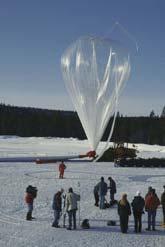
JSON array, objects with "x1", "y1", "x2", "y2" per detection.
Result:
[
  {"x1": 93, "y1": 184, "x2": 99, "y2": 207},
  {"x1": 118, "y1": 193, "x2": 131, "y2": 233},
  {"x1": 52, "y1": 189, "x2": 64, "y2": 227},
  {"x1": 97, "y1": 177, "x2": 108, "y2": 209},
  {"x1": 131, "y1": 191, "x2": 145, "y2": 233},
  {"x1": 108, "y1": 177, "x2": 116, "y2": 205}
]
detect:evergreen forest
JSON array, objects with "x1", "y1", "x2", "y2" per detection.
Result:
[{"x1": 0, "y1": 104, "x2": 165, "y2": 145}]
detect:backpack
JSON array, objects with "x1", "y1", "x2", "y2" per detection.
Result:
[
  {"x1": 107, "y1": 220, "x2": 116, "y2": 226},
  {"x1": 81, "y1": 219, "x2": 90, "y2": 229}
]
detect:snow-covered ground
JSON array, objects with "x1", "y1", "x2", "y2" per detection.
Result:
[{"x1": 0, "y1": 136, "x2": 165, "y2": 247}]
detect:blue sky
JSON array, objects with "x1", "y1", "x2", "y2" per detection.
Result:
[{"x1": 0, "y1": 0, "x2": 165, "y2": 116}]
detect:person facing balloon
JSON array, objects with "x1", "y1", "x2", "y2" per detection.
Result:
[
  {"x1": 108, "y1": 176, "x2": 116, "y2": 205},
  {"x1": 145, "y1": 188, "x2": 160, "y2": 231},
  {"x1": 97, "y1": 177, "x2": 108, "y2": 209},
  {"x1": 118, "y1": 193, "x2": 131, "y2": 233},
  {"x1": 93, "y1": 183, "x2": 99, "y2": 207},
  {"x1": 131, "y1": 191, "x2": 145, "y2": 233}
]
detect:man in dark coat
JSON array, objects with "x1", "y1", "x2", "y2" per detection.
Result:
[
  {"x1": 52, "y1": 189, "x2": 64, "y2": 227},
  {"x1": 161, "y1": 185, "x2": 165, "y2": 226},
  {"x1": 97, "y1": 177, "x2": 107, "y2": 209},
  {"x1": 108, "y1": 177, "x2": 116, "y2": 204},
  {"x1": 93, "y1": 184, "x2": 99, "y2": 207},
  {"x1": 131, "y1": 191, "x2": 145, "y2": 233}
]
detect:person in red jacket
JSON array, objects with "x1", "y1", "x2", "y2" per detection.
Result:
[
  {"x1": 25, "y1": 185, "x2": 37, "y2": 220},
  {"x1": 145, "y1": 188, "x2": 160, "y2": 231},
  {"x1": 59, "y1": 161, "x2": 66, "y2": 179}
]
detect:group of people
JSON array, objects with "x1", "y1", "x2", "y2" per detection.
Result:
[
  {"x1": 25, "y1": 185, "x2": 80, "y2": 230},
  {"x1": 93, "y1": 176, "x2": 116, "y2": 209},
  {"x1": 118, "y1": 186, "x2": 162, "y2": 233},
  {"x1": 93, "y1": 176, "x2": 165, "y2": 233},
  {"x1": 25, "y1": 178, "x2": 165, "y2": 234},
  {"x1": 52, "y1": 187, "x2": 80, "y2": 230}
]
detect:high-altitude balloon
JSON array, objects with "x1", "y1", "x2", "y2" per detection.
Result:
[{"x1": 61, "y1": 36, "x2": 130, "y2": 153}]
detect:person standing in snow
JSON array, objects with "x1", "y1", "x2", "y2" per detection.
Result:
[
  {"x1": 108, "y1": 177, "x2": 116, "y2": 205},
  {"x1": 118, "y1": 193, "x2": 131, "y2": 233},
  {"x1": 145, "y1": 186, "x2": 152, "y2": 199},
  {"x1": 145, "y1": 188, "x2": 160, "y2": 231},
  {"x1": 93, "y1": 184, "x2": 99, "y2": 207},
  {"x1": 97, "y1": 177, "x2": 108, "y2": 209},
  {"x1": 66, "y1": 187, "x2": 80, "y2": 230},
  {"x1": 131, "y1": 191, "x2": 145, "y2": 233},
  {"x1": 25, "y1": 185, "x2": 37, "y2": 221},
  {"x1": 59, "y1": 161, "x2": 66, "y2": 179},
  {"x1": 62, "y1": 191, "x2": 67, "y2": 227},
  {"x1": 161, "y1": 185, "x2": 165, "y2": 226},
  {"x1": 52, "y1": 188, "x2": 64, "y2": 228}
]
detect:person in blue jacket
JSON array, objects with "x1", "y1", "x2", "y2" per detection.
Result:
[{"x1": 97, "y1": 177, "x2": 107, "y2": 209}]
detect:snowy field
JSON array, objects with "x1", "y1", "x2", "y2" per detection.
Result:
[{"x1": 0, "y1": 136, "x2": 165, "y2": 247}]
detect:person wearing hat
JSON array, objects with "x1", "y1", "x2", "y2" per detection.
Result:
[
  {"x1": 131, "y1": 191, "x2": 145, "y2": 233},
  {"x1": 161, "y1": 185, "x2": 165, "y2": 226}
]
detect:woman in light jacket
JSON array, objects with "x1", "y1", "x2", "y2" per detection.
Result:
[{"x1": 66, "y1": 187, "x2": 80, "y2": 230}]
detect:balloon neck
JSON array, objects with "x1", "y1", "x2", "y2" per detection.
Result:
[{"x1": 86, "y1": 150, "x2": 96, "y2": 158}]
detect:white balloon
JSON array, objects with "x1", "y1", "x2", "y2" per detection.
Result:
[{"x1": 61, "y1": 36, "x2": 130, "y2": 152}]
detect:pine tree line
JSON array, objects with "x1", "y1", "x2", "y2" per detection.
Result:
[{"x1": 0, "y1": 103, "x2": 165, "y2": 145}]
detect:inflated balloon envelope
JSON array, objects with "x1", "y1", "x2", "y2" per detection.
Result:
[{"x1": 61, "y1": 36, "x2": 131, "y2": 160}]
